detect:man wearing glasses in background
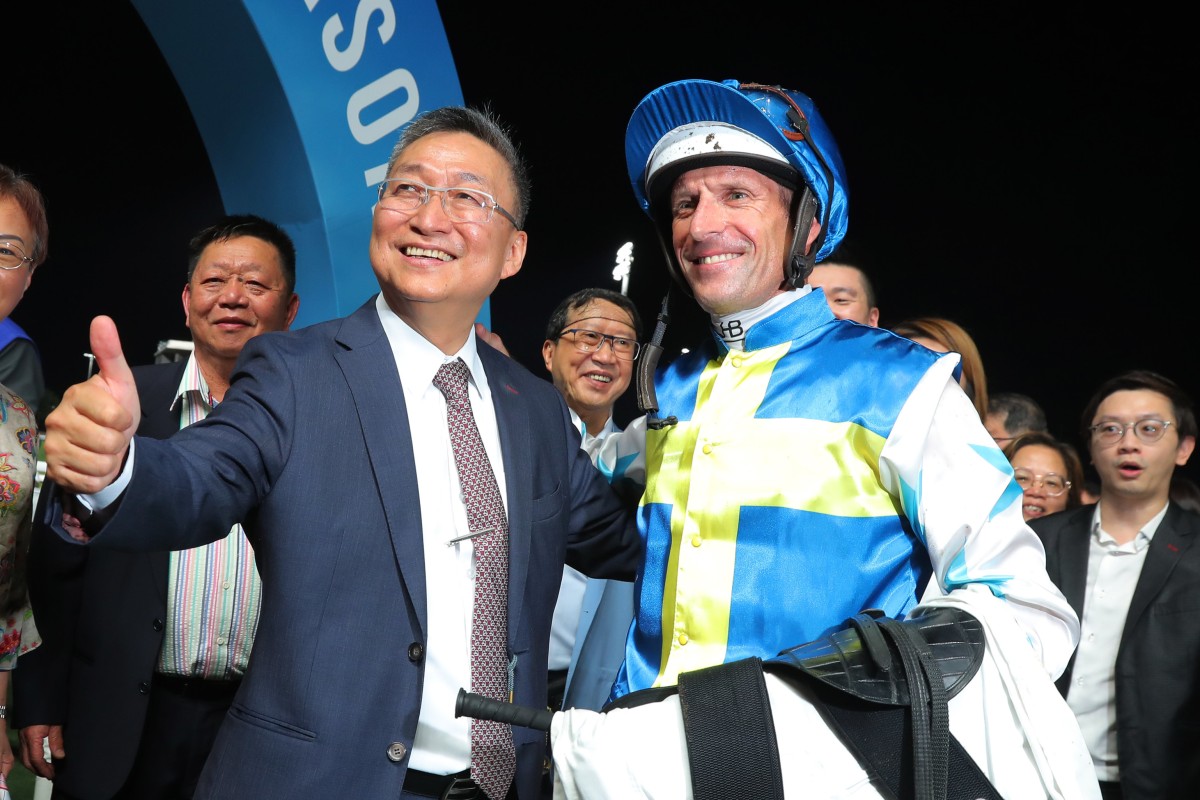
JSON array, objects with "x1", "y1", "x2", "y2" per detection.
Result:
[
  {"x1": 1032, "y1": 369, "x2": 1200, "y2": 800},
  {"x1": 540, "y1": 288, "x2": 641, "y2": 715}
]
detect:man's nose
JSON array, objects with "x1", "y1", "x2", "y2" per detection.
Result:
[
  {"x1": 591, "y1": 339, "x2": 619, "y2": 362},
  {"x1": 218, "y1": 283, "x2": 250, "y2": 305}
]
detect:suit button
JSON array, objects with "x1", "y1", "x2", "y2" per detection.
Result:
[
  {"x1": 407, "y1": 643, "x2": 424, "y2": 662},
  {"x1": 138, "y1": 681, "x2": 151, "y2": 695},
  {"x1": 152, "y1": 618, "x2": 164, "y2": 632},
  {"x1": 386, "y1": 742, "x2": 407, "y2": 762}
]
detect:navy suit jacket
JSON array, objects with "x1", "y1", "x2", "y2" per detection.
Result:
[
  {"x1": 41, "y1": 298, "x2": 640, "y2": 799},
  {"x1": 1032, "y1": 502, "x2": 1200, "y2": 800},
  {"x1": 15, "y1": 360, "x2": 186, "y2": 800}
]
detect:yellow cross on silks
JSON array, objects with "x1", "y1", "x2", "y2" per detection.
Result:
[{"x1": 640, "y1": 342, "x2": 896, "y2": 687}]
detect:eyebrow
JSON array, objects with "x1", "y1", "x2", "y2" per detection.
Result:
[
  {"x1": 391, "y1": 164, "x2": 492, "y2": 188},
  {"x1": 0, "y1": 234, "x2": 27, "y2": 243}
]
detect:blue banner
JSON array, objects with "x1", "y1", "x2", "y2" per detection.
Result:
[{"x1": 130, "y1": 0, "x2": 484, "y2": 327}]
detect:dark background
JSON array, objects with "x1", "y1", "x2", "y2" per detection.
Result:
[{"x1": 7, "y1": 4, "x2": 1197, "y2": 481}]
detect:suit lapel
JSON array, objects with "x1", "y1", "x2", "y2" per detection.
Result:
[
  {"x1": 480, "y1": 345, "x2": 534, "y2": 642},
  {"x1": 1124, "y1": 504, "x2": 1197, "y2": 644},
  {"x1": 135, "y1": 360, "x2": 190, "y2": 596},
  {"x1": 334, "y1": 300, "x2": 428, "y2": 635},
  {"x1": 1056, "y1": 509, "x2": 1093, "y2": 619}
]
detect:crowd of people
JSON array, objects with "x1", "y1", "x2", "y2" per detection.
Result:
[{"x1": 0, "y1": 74, "x2": 1196, "y2": 800}]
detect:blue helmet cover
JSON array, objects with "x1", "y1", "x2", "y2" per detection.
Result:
[{"x1": 626, "y1": 78, "x2": 849, "y2": 262}]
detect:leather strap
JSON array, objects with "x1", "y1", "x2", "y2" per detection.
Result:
[{"x1": 677, "y1": 656, "x2": 784, "y2": 800}]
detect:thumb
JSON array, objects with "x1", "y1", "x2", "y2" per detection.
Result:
[
  {"x1": 89, "y1": 315, "x2": 134, "y2": 387},
  {"x1": 88, "y1": 315, "x2": 140, "y2": 440}
]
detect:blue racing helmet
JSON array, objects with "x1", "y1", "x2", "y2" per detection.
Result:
[{"x1": 625, "y1": 79, "x2": 850, "y2": 288}]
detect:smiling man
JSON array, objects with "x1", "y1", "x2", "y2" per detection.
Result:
[
  {"x1": 16, "y1": 214, "x2": 300, "y2": 799},
  {"x1": 35, "y1": 106, "x2": 640, "y2": 800},
  {"x1": 610, "y1": 78, "x2": 1078, "y2": 705},
  {"x1": 540, "y1": 288, "x2": 641, "y2": 718}
]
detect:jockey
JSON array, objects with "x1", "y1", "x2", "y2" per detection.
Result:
[{"x1": 600, "y1": 78, "x2": 1080, "y2": 699}]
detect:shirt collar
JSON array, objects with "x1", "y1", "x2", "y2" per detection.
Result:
[
  {"x1": 170, "y1": 351, "x2": 212, "y2": 412},
  {"x1": 1090, "y1": 500, "x2": 1168, "y2": 547},
  {"x1": 374, "y1": 294, "x2": 487, "y2": 398}
]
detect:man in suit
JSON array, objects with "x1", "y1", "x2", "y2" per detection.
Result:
[
  {"x1": 37, "y1": 106, "x2": 639, "y2": 800},
  {"x1": 14, "y1": 214, "x2": 301, "y2": 799},
  {"x1": 1032, "y1": 369, "x2": 1200, "y2": 800},
  {"x1": 540, "y1": 288, "x2": 640, "y2": 714}
]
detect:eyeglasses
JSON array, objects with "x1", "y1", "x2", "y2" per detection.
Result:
[
  {"x1": 1088, "y1": 419, "x2": 1174, "y2": 445},
  {"x1": 556, "y1": 328, "x2": 641, "y2": 361},
  {"x1": 0, "y1": 240, "x2": 34, "y2": 271},
  {"x1": 376, "y1": 179, "x2": 519, "y2": 228},
  {"x1": 1012, "y1": 469, "x2": 1071, "y2": 497}
]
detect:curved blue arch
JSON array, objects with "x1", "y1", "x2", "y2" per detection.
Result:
[{"x1": 131, "y1": 0, "x2": 488, "y2": 328}]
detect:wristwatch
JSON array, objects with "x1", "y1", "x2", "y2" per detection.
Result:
[{"x1": 0, "y1": 704, "x2": 7, "y2": 719}]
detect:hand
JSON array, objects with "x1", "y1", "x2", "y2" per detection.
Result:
[
  {"x1": 475, "y1": 322, "x2": 511, "y2": 358},
  {"x1": 44, "y1": 315, "x2": 142, "y2": 494},
  {"x1": 18, "y1": 724, "x2": 63, "y2": 780}
]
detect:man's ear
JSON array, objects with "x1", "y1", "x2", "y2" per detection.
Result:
[
  {"x1": 805, "y1": 217, "x2": 822, "y2": 254},
  {"x1": 181, "y1": 283, "x2": 193, "y2": 329},
  {"x1": 1176, "y1": 435, "x2": 1196, "y2": 467},
  {"x1": 541, "y1": 339, "x2": 555, "y2": 372},
  {"x1": 500, "y1": 229, "x2": 528, "y2": 280}
]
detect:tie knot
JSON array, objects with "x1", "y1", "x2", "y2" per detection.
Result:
[{"x1": 434, "y1": 358, "x2": 472, "y2": 399}]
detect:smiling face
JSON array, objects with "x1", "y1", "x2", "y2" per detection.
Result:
[
  {"x1": 668, "y1": 164, "x2": 797, "y2": 316},
  {"x1": 1089, "y1": 388, "x2": 1195, "y2": 505},
  {"x1": 542, "y1": 298, "x2": 637, "y2": 433},
  {"x1": 808, "y1": 263, "x2": 878, "y2": 326},
  {"x1": 0, "y1": 196, "x2": 36, "y2": 323},
  {"x1": 369, "y1": 130, "x2": 526, "y2": 345},
  {"x1": 1010, "y1": 443, "x2": 1071, "y2": 521},
  {"x1": 183, "y1": 235, "x2": 298, "y2": 370}
]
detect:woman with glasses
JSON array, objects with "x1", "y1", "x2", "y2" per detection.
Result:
[
  {"x1": 1003, "y1": 431, "x2": 1085, "y2": 521},
  {"x1": 0, "y1": 163, "x2": 46, "y2": 789}
]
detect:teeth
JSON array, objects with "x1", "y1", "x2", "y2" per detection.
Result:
[
  {"x1": 404, "y1": 246, "x2": 452, "y2": 261},
  {"x1": 587, "y1": 374, "x2": 612, "y2": 383},
  {"x1": 698, "y1": 253, "x2": 738, "y2": 265}
]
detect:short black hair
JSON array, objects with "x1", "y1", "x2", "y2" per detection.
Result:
[
  {"x1": 1079, "y1": 369, "x2": 1197, "y2": 443},
  {"x1": 187, "y1": 213, "x2": 297, "y2": 293},
  {"x1": 386, "y1": 105, "x2": 530, "y2": 230},
  {"x1": 544, "y1": 288, "x2": 642, "y2": 342},
  {"x1": 988, "y1": 392, "x2": 1048, "y2": 435}
]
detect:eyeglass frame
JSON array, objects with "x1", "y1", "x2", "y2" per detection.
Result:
[
  {"x1": 1087, "y1": 419, "x2": 1175, "y2": 445},
  {"x1": 555, "y1": 328, "x2": 642, "y2": 361},
  {"x1": 375, "y1": 178, "x2": 520, "y2": 229},
  {"x1": 1012, "y1": 468, "x2": 1072, "y2": 497},
  {"x1": 0, "y1": 240, "x2": 34, "y2": 271}
]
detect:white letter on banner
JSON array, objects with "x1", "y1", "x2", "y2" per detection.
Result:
[
  {"x1": 321, "y1": 0, "x2": 397, "y2": 73},
  {"x1": 348, "y1": 68, "x2": 418, "y2": 145}
]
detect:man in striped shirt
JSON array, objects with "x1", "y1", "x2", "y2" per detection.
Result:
[{"x1": 14, "y1": 214, "x2": 299, "y2": 800}]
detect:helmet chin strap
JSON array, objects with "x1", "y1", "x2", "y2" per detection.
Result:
[
  {"x1": 637, "y1": 288, "x2": 679, "y2": 430},
  {"x1": 786, "y1": 185, "x2": 822, "y2": 289}
]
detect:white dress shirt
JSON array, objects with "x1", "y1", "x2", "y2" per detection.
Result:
[
  {"x1": 375, "y1": 295, "x2": 509, "y2": 774},
  {"x1": 1067, "y1": 502, "x2": 1164, "y2": 783}
]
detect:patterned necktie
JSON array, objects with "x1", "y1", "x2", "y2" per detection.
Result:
[{"x1": 433, "y1": 358, "x2": 516, "y2": 800}]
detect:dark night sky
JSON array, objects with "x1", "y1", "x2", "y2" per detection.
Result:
[{"x1": 8, "y1": 4, "x2": 1197, "y2": 480}]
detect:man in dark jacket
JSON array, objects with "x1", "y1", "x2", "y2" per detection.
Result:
[
  {"x1": 15, "y1": 214, "x2": 300, "y2": 799},
  {"x1": 1032, "y1": 369, "x2": 1200, "y2": 800}
]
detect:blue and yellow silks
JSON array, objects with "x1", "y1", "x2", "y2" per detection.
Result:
[{"x1": 613, "y1": 294, "x2": 946, "y2": 696}]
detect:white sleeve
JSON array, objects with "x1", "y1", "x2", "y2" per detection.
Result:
[
  {"x1": 878, "y1": 356, "x2": 1079, "y2": 679},
  {"x1": 584, "y1": 413, "x2": 647, "y2": 491},
  {"x1": 77, "y1": 437, "x2": 137, "y2": 512}
]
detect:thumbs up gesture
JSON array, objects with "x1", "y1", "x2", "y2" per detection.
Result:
[{"x1": 44, "y1": 316, "x2": 142, "y2": 494}]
